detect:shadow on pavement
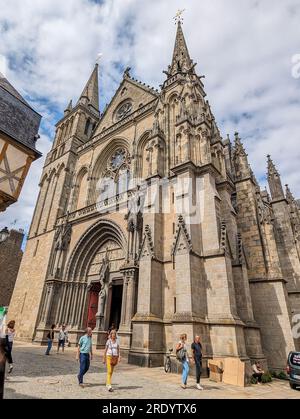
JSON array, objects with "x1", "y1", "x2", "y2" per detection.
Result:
[
  {"x1": 11, "y1": 347, "x2": 104, "y2": 378},
  {"x1": 4, "y1": 387, "x2": 41, "y2": 399}
]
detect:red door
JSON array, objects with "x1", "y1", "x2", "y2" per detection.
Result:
[{"x1": 87, "y1": 285, "x2": 100, "y2": 329}]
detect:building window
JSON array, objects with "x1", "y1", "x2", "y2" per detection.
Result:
[
  {"x1": 99, "y1": 148, "x2": 131, "y2": 202},
  {"x1": 33, "y1": 240, "x2": 39, "y2": 257},
  {"x1": 21, "y1": 292, "x2": 27, "y2": 314},
  {"x1": 84, "y1": 118, "x2": 91, "y2": 135},
  {"x1": 52, "y1": 150, "x2": 57, "y2": 161},
  {"x1": 115, "y1": 101, "x2": 133, "y2": 121}
]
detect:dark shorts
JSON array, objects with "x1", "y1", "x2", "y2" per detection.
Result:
[{"x1": 58, "y1": 340, "x2": 65, "y2": 348}]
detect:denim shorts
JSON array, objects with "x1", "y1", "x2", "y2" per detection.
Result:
[{"x1": 58, "y1": 339, "x2": 65, "y2": 347}]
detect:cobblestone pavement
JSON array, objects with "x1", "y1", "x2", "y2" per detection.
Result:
[{"x1": 3, "y1": 343, "x2": 300, "y2": 399}]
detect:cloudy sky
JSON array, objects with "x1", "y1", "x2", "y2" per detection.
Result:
[{"x1": 1, "y1": 0, "x2": 300, "y2": 234}]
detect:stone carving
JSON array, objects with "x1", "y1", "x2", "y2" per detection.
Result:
[
  {"x1": 98, "y1": 279, "x2": 107, "y2": 317},
  {"x1": 54, "y1": 222, "x2": 72, "y2": 251},
  {"x1": 139, "y1": 224, "x2": 155, "y2": 260},
  {"x1": 171, "y1": 215, "x2": 192, "y2": 256},
  {"x1": 220, "y1": 221, "x2": 227, "y2": 251}
]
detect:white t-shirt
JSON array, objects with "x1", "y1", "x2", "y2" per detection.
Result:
[
  {"x1": 58, "y1": 330, "x2": 68, "y2": 341},
  {"x1": 106, "y1": 339, "x2": 119, "y2": 356},
  {"x1": 7, "y1": 329, "x2": 15, "y2": 342}
]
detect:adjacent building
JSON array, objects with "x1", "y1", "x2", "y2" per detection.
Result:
[
  {"x1": 0, "y1": 72, "x2": 42, "y2": 212},
  {"x1": 8, "y1": 22, "x2": 300, "y2": 370},
  {"x1": 0, "y1": 228, "x2": 24, "y2": 306}
]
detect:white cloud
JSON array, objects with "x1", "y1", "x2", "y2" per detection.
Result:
[
  {"x1": 1, "y1": 0, "x2": 300, "y2": 230},
  {"x1": 0, "y1": 54, "x2": 7, "y2": 76}
]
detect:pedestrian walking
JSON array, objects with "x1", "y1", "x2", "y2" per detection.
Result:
[
  {"x1": 76, "y1": 328, "x2": 93, "y2": 388},
  {"x1": 191, "y1": 335, "x2": 203, "y2": 390},
  {"x1": 45, "y1": 324, "x2": 56, "y2": 355},
  {"x1": 5, "y1": 320, "x2": 15, "y2": 374},
  {"x1": 103, "y1": 330, "x2": 121, "y2": 392},
  {"x1": 0, "y1": 307, "x2": 8, "y2": 400},
  {"x1": 176, "y1": 333, "x2": 190, "y2": 389},
  {"x1": 57, "y1": 324, "x2": 68, "y2": 354}
]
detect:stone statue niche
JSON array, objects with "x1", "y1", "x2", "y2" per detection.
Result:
[{"x1": 95, "y1": 250, "x2": 110, "y2": 330}]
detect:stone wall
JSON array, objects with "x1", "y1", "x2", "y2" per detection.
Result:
[{"x1": 0, "y1": 229, "x2": 24, "y2": 307}]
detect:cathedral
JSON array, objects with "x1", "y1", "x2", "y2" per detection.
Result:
[{"x1": 8, "y1": 21, "x2": 300, "y2": 371}]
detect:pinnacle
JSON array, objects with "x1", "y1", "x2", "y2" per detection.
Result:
[
  {"x1": 77, "y1": 64, "x2": 99, "y2": 111},
  {"x1": 234, "y1": 132, "x2": 246, "y2": 153},
  {"x1": 267, "y1": 155, "x2": 279, "y2": 177},
  {"x1": 64, "y1": 99, "x2": 73, "y2": 113},
  {"x1": 285, "y1": 184, "x2": 295, "y2": 201}
]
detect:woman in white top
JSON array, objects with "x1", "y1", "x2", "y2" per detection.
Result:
[
  {"x1": 103, "y1": 330, "x2": 121, "y2": 392},
  {"x1": 5, "y1": 320, "x2": 15, "y2": 374}
]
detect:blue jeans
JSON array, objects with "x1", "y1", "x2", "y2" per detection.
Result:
[
  {"x1": 45, "y1": 339, "x2": 53, "y2": 355},
  {"x1": 78, "y1": 353, "x2": 90, "y2": 384},
  {"x1": 6, "y1": 341, "x2": 13, "y2": 364},
  {"x1": 182, "y1": 360, "x2": 189, "y2": 385}
]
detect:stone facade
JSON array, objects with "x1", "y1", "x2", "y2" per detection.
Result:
[
  {"x1": 0, "y1": 228, "x2": 24, "y2": 306},
  {"x1": 8, "y1": 22, "x2": 300, "y2": 370}
]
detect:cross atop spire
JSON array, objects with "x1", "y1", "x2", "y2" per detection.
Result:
[
  {"x1": 77, "y1": 64, "x2": 99, "y2": 112},
  {"x1": 168, "y1": 18, "x2": 194, "y2": 77},
  {"x1": 174, "y1": 9, "x2": 186, "y2": 24}
]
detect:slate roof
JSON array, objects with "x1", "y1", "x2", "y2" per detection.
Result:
[{"x1": 0, "y1": 72, "x2": 42, "y2": 156}]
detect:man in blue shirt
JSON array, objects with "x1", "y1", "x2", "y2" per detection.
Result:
[{"x1": 76, "y1": 328, "x2": 93, "y2": 387}]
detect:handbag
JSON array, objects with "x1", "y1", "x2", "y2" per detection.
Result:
[
  {"x1": 176, "y1": 345, "x2": 186, "y2": 361},
  {"x1": 109, "y1": 340, "x2": 119, "y2": 366}
]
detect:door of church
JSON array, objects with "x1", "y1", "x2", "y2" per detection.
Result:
[
  {"x1": 109, "y1": 284, "x2": 123, "y2": 330},
  {"x1": 87, "y1": 284, "x2": 100, "y2": 329}
]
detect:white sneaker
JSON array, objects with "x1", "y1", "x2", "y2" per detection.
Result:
[
  {"x1": 107, "y1": 385, "x2": 113, "y2": 392},
  {"x1": 197, "y1": 384, "x2": 204, "y2": 390}
]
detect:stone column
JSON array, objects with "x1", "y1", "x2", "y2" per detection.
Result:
[
  {"x1": 118, "y1": 266, "x2": 138, "y2": 359},
  {"x1": 43, "y1": 282, "x2": 55, "y2": 327},
  {"x1": 71, "y1": 283, "x2": 80, "y2": 327},
  {"x1": 120, "y1": 279, "x2": 128, "y2": 327},
  {"x1": 56, "y1": 282, "x2": 67, "y2": 325},
  {"x1": 123, "y1": 268, "x2": 137, "y2": 328}
]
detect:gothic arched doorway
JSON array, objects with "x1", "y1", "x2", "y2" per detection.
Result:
[{"x1": 59, "y1": 219, "x2": 127, "y2": 345}]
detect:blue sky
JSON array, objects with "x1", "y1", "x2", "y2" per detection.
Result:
[{"x1": 1, "y1": 0, "x2": 300, "y2": 234}]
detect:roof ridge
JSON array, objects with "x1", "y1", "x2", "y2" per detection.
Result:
[{"x1": 127, "y1": 75, "x2": 159, "y2": 94}]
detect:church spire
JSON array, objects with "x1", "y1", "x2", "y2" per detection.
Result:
[
  {"x1": 168, "y1": 21, "x2": 194, "y2": 77},
  {"x1": 267, "y1": 155, "x2": 284, "y2": 201},
  {"x1": 77, "y1": 64, "x2": 99, "y2": 112}
]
